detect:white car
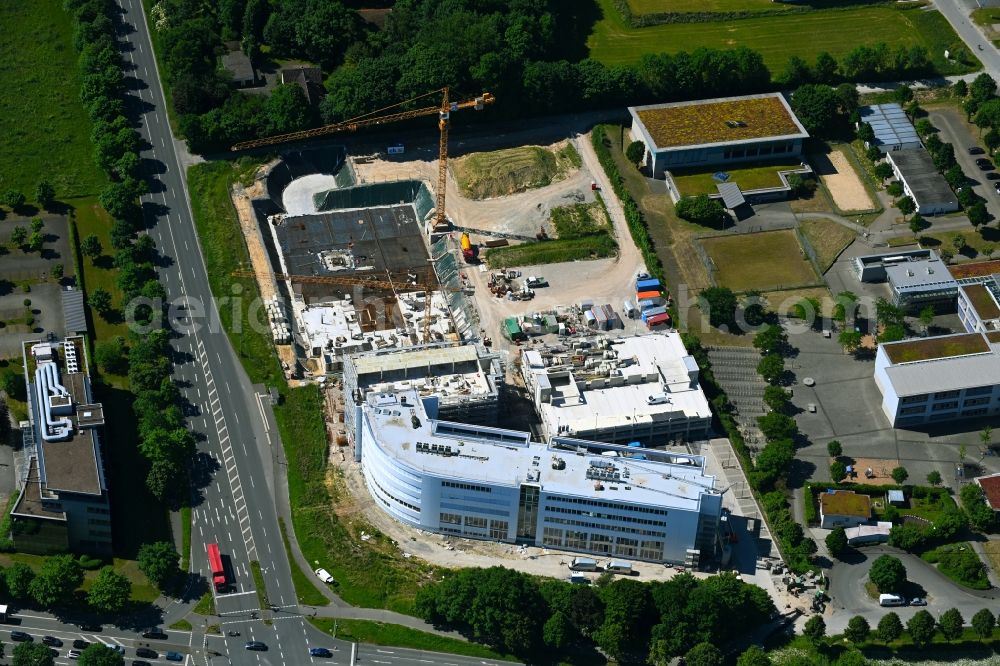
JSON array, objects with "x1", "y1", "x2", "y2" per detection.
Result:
[
  {"x1": 314, "y1": 568, "x2": 335, "y2": 584},
  {"x1": 68, "y1": 651, "x2": 81, "y2": 660}
]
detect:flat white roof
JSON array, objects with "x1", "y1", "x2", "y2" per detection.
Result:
[
  {"x1": 530, "y1": 333, "x2": 712, "y2": 433},
  {"x1": 884, "y1": 351, "x2": 1000, "y2": 396},
  {"x1": 364, "y1": 391, "x2": 718, "y2": 511}
]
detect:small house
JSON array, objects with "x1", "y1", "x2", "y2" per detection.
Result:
[
  {"x1": 819, "y1": 490, "x2": 872, "y2": 529},
  {"x1": 279, "y1": 66, "x2": 324, "y2": 106},
  {"x1": 221, "y1": 50, "x2": 257, "y2": 88}
]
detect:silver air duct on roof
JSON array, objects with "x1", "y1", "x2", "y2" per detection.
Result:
[{"x1": 32, "y1": 344, "x2": 73, "y2": 442}]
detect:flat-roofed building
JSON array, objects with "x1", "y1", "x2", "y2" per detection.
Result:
[
  {"x1": 521, "y1": 333, "x2": 712, "y2": 445},
  {"x1": 886, "y1": 148, "x2": 959, "y2": 215},
  {"x1": 344, "y1": 342, "x2": 503, "y2": 437},
  {"x1": 355, "y1": 390, "x2": 723, "y2": 564},
  {"x1": 12, "y1": 337, "x2": 111, "y2": 554},
  {"x1": 958, "y1": 277, "x2": 1000, "y2": 334},
  {"x1": 628, "y1": 93, "x2": 809, "y2": 178},
  {"x1": 858, "y1": 103, "x2": 922, "y2": 153},
  {"x1": 819, "y1": 490, "x2": 872, "y2": 529}
]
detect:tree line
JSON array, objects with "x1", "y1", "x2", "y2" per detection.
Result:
[
  {"x1": 65, "y1": 0, "x2": 196, "y2": 504},
  {"x1": 143, "y1": 0, "x2": 943, "y2": 153},
  {"x1": 414, "y1": 566, "x2": 774, "y2": 663}
]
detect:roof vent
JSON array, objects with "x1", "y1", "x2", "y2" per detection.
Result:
[{"x1": 725, "y1": 119, "x2": 747, "y2": 128}]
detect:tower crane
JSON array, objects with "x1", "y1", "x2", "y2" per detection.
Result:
[{"x1": 230, "y1": 87, "x2": 495, "y2": 231}]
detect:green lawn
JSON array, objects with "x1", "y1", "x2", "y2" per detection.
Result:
[
  {"x1": 671, "y1": 160, "x2": 803, "y2": 196},
  {"x1": 921, "y1": 542, "x2": 991, "y2": 590},
  {"x1": 73, "y1": 199, "x2": 130, "y2": 349},
  {"x1": 627, "y1": 0, "x2": 789, "y2": 13},
  {"x1": 310, "y1": 619, "x2": 515, "y2": 661},
  {"x1": 701, "y1": 229, "x2": 819, "y2": 291},
  {"x1": 278, "y1": 517, "x2": 329, "y2": 607},
  {"x1": 0, "y1": 554, "x2": 158, "y2": 605},
  {"x1": 0, "y1": 0, "x2": 107, "y2": 200},
  {"x1": 484, "y1": 235, "x2": 617, "y2": 268},
  {"x1": 799, "y1": 217, "x2": 856, "y2": 273},
  {"x1": 589, "y1": 0, "x2": 976, "y2": 75}
]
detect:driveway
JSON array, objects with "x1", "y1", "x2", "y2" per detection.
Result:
[
  {"x1": 827, "y1": 545, "x2": 997, "y2": 634},
  {"x1": 929, "y1": 107, "x2": 1000, "y2": 225}
]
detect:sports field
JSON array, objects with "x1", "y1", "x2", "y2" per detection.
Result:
[
  {"x1": 701, "y1": 230, "x2": 818, "y2": 291},
  {"x1": 0, "y1": 0, "x2": 106, "y2": 199},
  {"x1": 590, "y1": 0, "x2": 973, "y2": 75},
  {"x1": 627, "y1": 0, "x2": 789, "y2": 14}
]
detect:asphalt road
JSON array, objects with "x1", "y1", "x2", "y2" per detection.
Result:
[
  {"x1": 929, "y1": 107, "x2": 1000, "y2": 222},
  {"x1": 934, "y1": 0, "x2": 1000, "y2": 81},
  {"x1": 827, "y1": 546, "x2": 997, "y2": 634}
]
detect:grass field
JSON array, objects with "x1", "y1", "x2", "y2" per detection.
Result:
[
  {"x1": 701, "y1": 230, "x2": 818, "y2": 291},
  {"x1": 671, "y1": 160, "x2": 802, "y2": 196},
  {"x1": 921, "y1": 542, "x2": 991, "y2": 590},
  {"x1": 452, "y1": 143, "x2": 581, "y2": 200},
  {"x1": 799, "y1": 218, "x2": 856, "y2": 272},
  {"x1": 0, "y1": 1, "x2": 106, "y2": 200},
  {"x1": 589, "y1": 0, "x2": 974, "y2": 75},
  {"x1": 73, "y1": 200, "x2": 130, "y2": 348},
  {"x1": 277, "y1": 517, "x2": 328, "y2": 606},
  {"x1": 310, "y1": 619, "x2": 515, "y2": 661},
  {"x1": 0, "y1": 553, "x2": 159, "y2": 605},
  {"x1": 627, "y1": 0, "x2": 788, "y2": 13}
]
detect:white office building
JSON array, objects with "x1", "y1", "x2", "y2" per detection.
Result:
[
  {"x1": 353, "y1": 390, "x2": 723, "y2": 564},
  {"x1": 521, "y1": 333, "x2": 713, "y2": 445}
]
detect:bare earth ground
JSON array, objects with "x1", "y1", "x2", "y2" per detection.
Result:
[
  {"x1": 840, "y1": 456, "x2": 903, "y2": 485},
  {"x1": 814, "y1": 150, "x2": 874, "y2": 212}
]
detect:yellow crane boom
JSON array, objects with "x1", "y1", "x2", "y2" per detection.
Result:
[{"x1": 230, "y1": 87, "x2": 495, "y2": 230}]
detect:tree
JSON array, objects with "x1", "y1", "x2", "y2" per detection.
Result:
[
  {"x1": 736, "y1": 645, "x2": 772, "y2": 666},
  {"x1": 954, "y1": 79, "x2": 968, "y2": 98},
  {"x1": 12, "y1": 642, "x2": 54, "y2": 666},
  {"x1": 542, "y1": 611, "x2": 573, "y2": 649},
  {"x1": 857, "y1": 122, "x2": 875, "y2": 144},
  {"x1": 28, "y1": 230, "x2": 44, "y2": 254},
  {"x1": 5, "y1": 563, "x2": 35, "y2": 601},
  {"x1": 827, "y1": 440, "x2": 843, "y2": 457},
  {"x1": 830, "y1": 461, "x2": 847, "y2": 483},
  {"x1": 926, "y1": 470, "x2": 942, "y2": 486},
  {"x1": 95, "y1": 337, "x2": 128, "y2": 375},
  {"x1": 742, "y1": 289, "x2": 766, "y2": 327},
  {"x1": 675, "y1": 195, "x2": 727, "y2": 227},
  {"x1": 940, "y1": 248, "x2": 954, "y2": 264},
  {"x1": 88, "y1": 288, "x2": 113, "y2": 316},
  {"x1": 907, "y1": 610, "x2": 937, "y2": 647},
  {"x1": 894, "y1": 84, "x2": 914, "y2": 105},
  {"x1": 88, "y1": 567, "x2": 131, "y2": 614},
  {"x1": 968, "y1": 202, "x2": 989, "y2": 228},
  {"x1": 877, "y1": 324, "x2": 906, "y2": 344},
  {"x1": 869, "y1": 554, "x2": 906, "y2": 593},
  {"x1": 35, "y1": 180, "x2": 55, "y2": 208},
  {"x1": 838, "y1": 330, "x2": 863, "y2": 354},
  {"x1": 757, "y1": 412, "x2": 797, "y2": 441},
  {"x1": 915, "y1": 118, "x2": 934, "y2": 136},
  {"x1": 791, "y1": 84, "x2": 841, "y2": 136},
  {"x1": 938, "y1": 608, "x2": 964, "y2": 641},
  {"x1": 802, "y1": 615, "x2": 826, "y2": 645},
  {"x1": 685, "y1": 642, "x2": 723, "y2": 666},
  {"x1": 844, "y1": 615, "x2": 870, "y2": 643},
  {"x1": 891, "y1": 466, "x2": 909, "y2": 484},
  {"x1": 699, "y1": 287, "x2": 738, "y2": 329},
  {"x1": 756, "y1": 353, "x2": 785, "y2": 385},
  {"x1": 780, "y1": 55, "x2": 811, "y2": 87},
  {"x1": 81, "y1": 234, "x2": 103, "y2": 261},
  {"x1": 874, "y1": 162, "x2": 893, "y2": 180},
  {"x1": 981, "y1": 425, "x2": 992, "y2": 448},
  {"x1": 78, "y1": 643, "x2": 124, "y2": 666},
  {"x1": 51, "y1": 263, "x2": 64, "y2": 281},
  {"x1": 625, "y1": 141, "x2": 645, "y2": 166},
  {"x1": 826, "y1": 526, "x2": 849, "y2": 559},
  {"x1": 763, "y1": 385, "x2": 791, "y2": 414},
  {"x1": 835, "y1": 82, "x2": 859, "y2": 115},
  {"x1": 137, "y1": 541, "x2": 180, "y2": 590},
  {"x1": 960, "y1": 483, "x2": 996, "y2": 532},
  {"x1": 971, "y1": 608, "x2": 995, "y2": 642},
  {"x1": 2, "y1": 189, "x2": 26, "y2": 210},
  {"x1": 876, "y1": 612, "x2": 903, "y2": 643},
  {"x1": 753, "y1": 325, "x2": 787, "y2": 355},
  {"x1": 813, "y1": 51, "x2": 838, "y2": 84},
  {"x1": 29, "y1": 554, "x2": 83, "y2": 608},
  {"x1": 595, "y1": 578, "x2": 653, "y2": 660},
  {"x1": 9, "y1": 225, "x2": 27, "y2": 248},
  {"x1": 971, "y1": 72, "x2": 997, "y2": 104},
  {"x1": 886, "y1": 181, "x2": 904, "y2": 198},
  {"x1": 896, "y1": 196, "x2": 916, "y2": 219},
  {"x1": 31, "y1": 217, "x2": 43, "y2": 233},
  {"x1": 266, "y1": 83, "x2": 313, "y2": 135}
]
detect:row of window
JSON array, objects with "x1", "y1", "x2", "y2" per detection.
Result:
[
  {"x1": 547, "y1": 496, "x2": 669, "y2": 517},
  {"x1": 900, "y1": 387, "x2": 996, "y2": 406},
  {"x1": 439, "y1": 515, "x2": 508, "y2": 540},
  {"x1": 721, "y1": 143, "x2": 794, "y2": 160},
  {"x1": 544, "y1": 516, "x2": 665, "y2": 539},
  {"x1": 370, "y1": 477, "x2": 419, "y2": 514},
  {"x1": 901, "y1": 397, "x2": 995, "y2": 416},
  {"x1": 86, "y1": 506, "x2": 110, "y2": 515},
  {"x1": 442, "y1": 481, "x2": 492, "y2": 494},
  {"x1": 541, "y1": 528, "x2": 664, "y2": 559},
  {"x1": 544, "y1": 504, "x2": 667, "y2": 528},
  {"x1": 440, "y1": 501, "x2": 510, "y2": 517}
]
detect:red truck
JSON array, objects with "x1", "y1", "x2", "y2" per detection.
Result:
[{"x1": 207, "y1": 543, "x2": 226, "y2": 592}]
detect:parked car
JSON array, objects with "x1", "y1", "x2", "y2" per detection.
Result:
[
  {"x1": 68, "y1": 650, "x2": 82, "y2": 660},
  {"x1": 310, "y1": 647, "x2": 334, "y2": 658},
  {"x1": 988, "y1": 172, "x2": 1000, "y2": 180},
  {"x1": 42, "y1": 636, "x2": 62, "y2": 647},
  {"x1": 10, "y1": 631, "x2": 32, "y2": 642},
  {"x1": 977, "y1": 158, "x2": 994, "y2": 171},
  {"x1": 102, "y1": 643, "x2": 125, "y2": 654},
  {"x1": 245, "y1": 641, "x2": 268, "y2": 651},
  {"x1": 73, "y1": 639, "x2": 90, "y2": 650},
  {"x1": 164, "y1": 651, "x2": 184, "y2": 661},
  {"x1": 910, "y1": 597, "x2": 928, "y2": 606},
  {"x1": 994, "y1": 181, "x2": 1000, "y2": 193},
  {"x1": 135, "y1": 647, "x2": 158, "y2": 658},
  {"x1": 142, "y1": 629, "x2": 167, "y2": 640},
  {"x1": 525, "y1": 276, "x2": 548, "y2": 288},
  {"x1": 133, "y1": 661, "x2": 152, "y2": 666},
  {"x1": 79, "y1": 624, "x2": 103, "y2": 632},
  {"x1": 314, "y1": 567, "x2": 335, "y2": 584},
  {"x1": 969, "y1": 146, "x2": 986, "y2": 155}
]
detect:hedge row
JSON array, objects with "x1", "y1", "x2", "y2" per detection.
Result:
[{"x1": 590, "y1": 126, "x2": 665, "y2": 286}]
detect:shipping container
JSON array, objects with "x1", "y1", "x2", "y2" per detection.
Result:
[
  {"x1": 503, "y1": 318, "x2": 527, "y2": 341},
  {"x1": 636, "y1": 289, "x2": 661, "y2": 301},
  {"x1": 638, "y1": 298, "x2": 659, "y2": 311},
  {"x1": 636, "y1": 278, "x2": 661, "y2": 291},
  {"x1": 646, "y1": 312, "x2": 671, "y2": 328},
  {"x1": 641, "y1": 306, "x2": 668, "y2": 321},
  {"x1": 584, "y1": 311, "x2": 597, "y2": 328}
]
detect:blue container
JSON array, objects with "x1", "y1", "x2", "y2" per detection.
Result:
[{"x1": 636, "y1": 278, "x2": 661, "y2": 291}]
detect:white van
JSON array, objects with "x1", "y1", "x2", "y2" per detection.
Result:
[
  {"x1": 570, "y1": 557, "x2": 599, "y2": 571},
  {"x1": 647, "y1": 393, "x2": 669, "y2": 405},
  {"x1": 604, "y1": 560, "x2": 633, "y2": 574},
  {"x1": 879, "y1": 594, "x2": 906, "y2": 607},
  {"x1": 623, "y1": 300, "x2": 639, "y2": 319}
]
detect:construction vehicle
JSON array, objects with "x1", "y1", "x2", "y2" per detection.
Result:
[
  {"x1": 460, "y1": 232, "x2": 474, "y2": 262},
  {"x1": 230, "y1": 88, "x2": 495, "y2": 232}
]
